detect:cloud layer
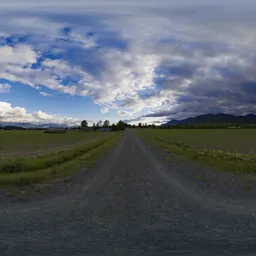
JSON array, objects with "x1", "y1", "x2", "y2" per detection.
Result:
[
  {"x1": 0, "y1": 0, "x2": 256, "y2": 124},
  {"x1": 0, "y1": 102, "x2": 80, "y2": 126}
]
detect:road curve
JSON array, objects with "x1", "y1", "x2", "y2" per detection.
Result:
[{"x1": 0, "y1": 131, "x2": 255, "y2": 255}]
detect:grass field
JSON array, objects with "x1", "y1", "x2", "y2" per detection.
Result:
[
  {"x1": 0, "y1": 130, "x2": 123, "y2": 186},
  {"x1": 138, "y1": 129, "x2": 256, "y2": 153},
  {"x1": 136, "y1": 129, "x2": 256, "y2": 175},
  {"x1": 0, "y1": 130, "x2": 112, "y2": 157}
]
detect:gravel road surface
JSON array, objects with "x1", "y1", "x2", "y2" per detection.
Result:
[{"x1": 0, "y1": 131, "x2": 255, "y2": 255}]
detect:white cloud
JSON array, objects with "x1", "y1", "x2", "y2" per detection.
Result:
[
  {"x1": 0, "y1": 45, "x2": 38, "y2": 66},
  {"x1": 0, "y1": 62, "x2": 82, "y2": 95},
  {"x1": 41, "y1": 59, "x2": 78, "y2": 77},
  {"x1": 88, "y1": 50, "x2": 161, "y2": 111},
  {"x1": 100, "y1": 106, "x2": 109, "y2": 114},
  {"x1": 0, "y1": 84, "x2": 11, "y2": 93},
  {"x1": 40, "y1": 91, "x2": 52, "y2": 97},
  {"x1": 68, "y1": 31, "x2": 97, "y2": 49},
  {"x1": 122, "y1": 115, "x2": 167, "y2": 125},
  {"x1": 0, "y1": 101, "x2": 80, "y2": 126},
  {"x1": 116, "y1": 110, "x2": 133, "y2": 117},
  {"x1": 8, "y1": 17, "x2": 64, "y2": 37}
]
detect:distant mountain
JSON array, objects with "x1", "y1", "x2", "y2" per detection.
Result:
[
  {"x1": 0, "y1": 122, "x2": 68, "y2": 129},
  {"x1": 163, "y1": 113, "x2": 256, "y2": 126},
  {"x1": 2, "y1": 125, "x2": 26, "y2": 130}
]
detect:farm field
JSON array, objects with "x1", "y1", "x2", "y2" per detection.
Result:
[
  {"x1": 0, "y1": 130, "x2": 123, "y2": 186},
  {"x1": 136, "y1": 129, "x2": 256, "y2": 174},
  {"x1": 140, "y1": 129, "x2": 256, "y2": 153},
  {"x1": 0, "y1": 130, "x2": 113, "y2": 157}
]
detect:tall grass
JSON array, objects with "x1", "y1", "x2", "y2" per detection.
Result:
[
  {"x1": 138, "y1": 131, "x2": 256, "y2": 175},
  {"x1": 137, "y1": 128, "x2": 256, "y2": 154},
  {"x1": 0, "y1": 136, "x2": 114, "y2": 173},
  {"x1": 0, "y1": 132, "x2": 123, "y2": 186}
]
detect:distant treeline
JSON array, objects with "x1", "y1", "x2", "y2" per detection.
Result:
[
  {"x1": 2, "y1": 123, "x2": 256, "y2": 131},
  {"x1": 0, "y1": 126, "x2": 60, "y2": 131},
  {"x1": 71, "y1": 120, "x2": 129, "y2": 131},
  {"x1": 155, "y1": 124, "x2": 256, "y2": 129},
  {"x1": 0, "y1": 120, "x2": 129, "y2": 131},
  {"x1": 161, "y1": 124, "x2": 256, "y2": 129},
  {"x1": 1, "y1": 126, "x2": 27, "y2": 130},
  {"x1": 134, "y1": 123, "x2": 256, "y2": 129}
]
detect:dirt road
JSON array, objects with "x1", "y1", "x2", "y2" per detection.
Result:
[{"x1": 0, "y1": 131, "x2": 255, "y2": 255}]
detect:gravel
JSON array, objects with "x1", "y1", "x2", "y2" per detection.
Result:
[{"x1": 0, "y1": 130, "x2": 256, "y2": 255}]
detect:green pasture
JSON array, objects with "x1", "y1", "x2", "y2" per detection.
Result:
[
  {"x1": 0, "y1": 130, "x2": 113, "y2": 156},
  {"x1": 136, "y1": 129, "x2": 256, "y2": 174},
  {"x1": 0, "y1": 130, "x2": 123, "y2": 186}
]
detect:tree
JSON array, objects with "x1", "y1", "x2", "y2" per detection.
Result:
[
  {"x1": 98, "y1": 120, "x2": 102, "y2": 127},
  {"x1": 103, "y1": 119, "x2": 110, "y2": 128},
  {"x1": 92, "y1": 123, "x2": 96, "y2": 131},
  {"x1": 116, "y1": 120, "x2": 126, "y2": 130},
  {"x1": 111, "y1": 124, "x2": 117, "y2": 131},
  {"x1": 138, "y1": 122, "x2": 142, "y2": 128},
  {"x1": 81, "y1": 120, "x2": 88, "y2": 128}
]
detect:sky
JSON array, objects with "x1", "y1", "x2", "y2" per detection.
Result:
[{"x1": 0, "y1": 0, "x2": 256, "y2": 126}]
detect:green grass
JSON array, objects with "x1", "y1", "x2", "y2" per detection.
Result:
[
  {"x1": 0, "y1": 130, "x2": 112, "y2": 156},
  {"x1": 137, "y1": 129, "x2": 256, "y2": 153},
  {"x1": 136, "y1": 129, "x2": 256, "y2": 175},
  {"x1": 0, "y1": 135, "x2": 116, "y2": 173},
  {"x1": 0, "y1": 132, "x2": 123, "y2": 186}
]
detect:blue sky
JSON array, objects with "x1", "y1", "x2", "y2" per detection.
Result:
[{"x1": 0, "y1": 0, "x2": 256, "y2": 126}]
